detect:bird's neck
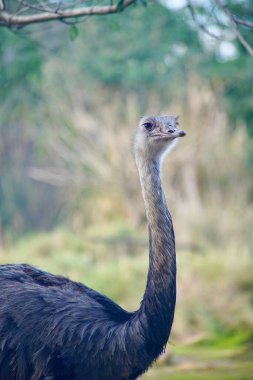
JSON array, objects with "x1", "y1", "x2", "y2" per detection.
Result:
[{"x1": 136, "y1": 156, "x2": 176, "y2": 356}]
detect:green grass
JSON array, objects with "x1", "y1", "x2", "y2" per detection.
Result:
[
  {"x1": 145, "y1": 365, "x2": 253, "y2": 380},
  {"x1": 144, "y1": 336, "x2": 253, "y2": 380},
  {"x1": 145, "y1": 354, "x2": 253, "y2": 380}
]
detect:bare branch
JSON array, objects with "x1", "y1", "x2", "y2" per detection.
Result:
[
  {"x1": 233, "y1": 16, "x2": 253, "y2": 29},
  {"x1": 187, "y1": 0, "x2": 221, "y2": 40},
  {"x1": 0, "y1": 0, "x2": 137, "y2": 28},
  {"x1": 214, "y1": 0, "x2": 253, "y2": 57},
  {"x1": 16, "y1": 0, "x2": 55, "y2": 14}
]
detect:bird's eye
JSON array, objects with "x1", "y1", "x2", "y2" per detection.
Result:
[{"x1": 143, "y1": 122, "x2": 153, "y2": 131}]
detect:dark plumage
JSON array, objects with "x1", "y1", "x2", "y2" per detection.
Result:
[{"x1": 0, "y1": 116, "x2": 185, "y2": 380}]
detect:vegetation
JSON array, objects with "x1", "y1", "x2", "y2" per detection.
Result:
[
  {"x1": 1, "y1": 1, "x2": 253, "y2": 60},
  {"x1": 1, "y1": 1, "x2": 253, "y2": 237},
  {"x1": 0, "y1": 0, "x2": 252, "y2": 378}
]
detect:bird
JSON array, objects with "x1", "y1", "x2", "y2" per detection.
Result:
[{"x1": 0, "y1": 115, "x2": 186, "y2": 380}]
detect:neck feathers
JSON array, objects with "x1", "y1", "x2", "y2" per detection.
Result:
[{"x1": 136, "y1": 156, "x2": 177, "y2": 357}]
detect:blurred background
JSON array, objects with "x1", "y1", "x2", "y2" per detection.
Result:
[{"x1": 0, "y1": 0, "x2": 253, "y2": 378}]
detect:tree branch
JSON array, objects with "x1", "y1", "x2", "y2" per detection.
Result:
[
  {"x1": 187, "y1": 0, "x2": 221, "y2": 39},
  {"x1": 233, "y1": 16, "x2": 253, "y2": 29},
  {"x1": 214, "y1": 0, "x2": 253, "y2": 57},
  {"x1": 0, "y1": 0, "x2": 137, "y2": 28}
]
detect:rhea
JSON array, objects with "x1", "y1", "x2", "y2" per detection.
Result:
[{"x1": 0, "y1": 115, "x2": 186, "y2": 380}]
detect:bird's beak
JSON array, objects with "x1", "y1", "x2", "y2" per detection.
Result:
[{"x1": 176, "y1": 130, "x2": 186, "y2": 137}]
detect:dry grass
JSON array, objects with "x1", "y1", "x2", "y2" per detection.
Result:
[{"x1": 36, "y1": 69, "x2": 253, "y2": 257}]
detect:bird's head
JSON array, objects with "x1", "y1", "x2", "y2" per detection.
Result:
[{"x1": 134, "y1": 115, "x2": 186, "y2": 163}]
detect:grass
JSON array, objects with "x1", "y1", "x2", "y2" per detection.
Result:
[
  {"x1": 144, "y1": 339, "x2": 253, "y2": 380},
  {"x1": 145, "y1": 365, "x2": 253, "y2": 380},
  {"x1": 0, "y1": 227, "x2": 252, "y2": 379},
  {"x1": 143, "y1": 329, "x2": 253, "y2": 379}
]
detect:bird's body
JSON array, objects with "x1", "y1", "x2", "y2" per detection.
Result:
[
  {"x1": 0, "y1": 116, "x2": 186, "y2": 380},
  {"x1": 0, "y1": 264, "x2": 137, "y2": 380}
]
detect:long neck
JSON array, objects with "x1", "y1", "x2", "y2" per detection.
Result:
[{"x1": 136, "y1": 156, "x2": 177, "y2": 356}]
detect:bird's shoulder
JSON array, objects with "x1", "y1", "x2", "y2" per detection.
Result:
[
  {"x1": 0, "y1": 263, "x2": 87, "y2": 291},
  {"x1": 0, "y1": 263, "x2": 132, "y2": 322}
]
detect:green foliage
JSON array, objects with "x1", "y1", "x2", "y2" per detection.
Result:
[
  {"x1": 0, "y1": 28, "x2": 58, "y2": 235},
  {"x1": 0, "y1": 0, "x2": 253, "y2": 236},
  {"x1": 69, "y1": 24, "x2": 79, "y2": 41},
  {"x1": 116, "y1": 0, "x2": 125, "y2": 12},
  {"x1": 59, "y1": 1, "x2": 253, "y2": 135},
  {"x1": 200, "y1": 45, "x2": 253, "y2": 134},
  {"x1": 68, "y1": 4, "x2": 200, "y2": 91},
  {"x1": 0, "y1": 29, "x2": 42, "y2": 104}
]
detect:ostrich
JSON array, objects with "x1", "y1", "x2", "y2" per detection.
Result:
[{"x1": 0, "y1": 115, "x2": 186, "y2": 380}]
